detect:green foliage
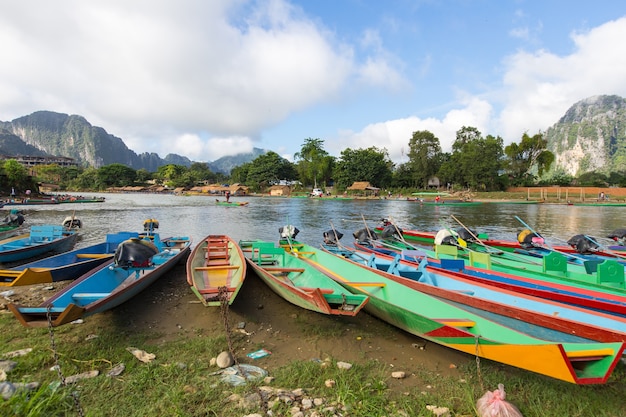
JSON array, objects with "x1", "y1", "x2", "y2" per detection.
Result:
[
  {"x1": 504, "y1": 132, "x2": 555, "y2": 186},
  {"x1": 3, "y1": 159, "x2": 30, "y2": 189},
  {"x1": 439, "y1": 127, "x2": 505, "y2": 191},
  {"x1": 242, "y1": 151, "x2": 297, "y2": 191},
  {"x1": 97, "y1": 163, "x2": 137, "y2": 188},
  {"x1": 333, "y1": 146, "x2": 393, "y2": 189},
  {"x1": 294, "y1": 138, "x2": 334, "y2": 188},
  {"x1": 406, "y1": 130, "x2": 443, "y2": 188},
  {"x1": 577, "y1": 171, "x2": 609, "y2": 187}
]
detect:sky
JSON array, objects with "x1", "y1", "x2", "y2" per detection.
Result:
[{"x1": 2, "y1": 0, "x2": 626, "y2": 166}]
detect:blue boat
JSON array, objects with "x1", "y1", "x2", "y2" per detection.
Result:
[
  {"x1": 0, "y1": 231, "x2": 139, "y2": 287},
  {"x1": 0, "y1": 224, "x2": 78, "y2": 263},
  {"x1": 324, "y1": 243, "x2": 626, "y2": 341},
  {"x1": 8, "y1": 225, "x2": 191, "y2": 327}
]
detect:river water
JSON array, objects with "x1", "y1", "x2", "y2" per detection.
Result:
[{"x1": 18, "y1": 192, "x2": 626, "y2": 250}]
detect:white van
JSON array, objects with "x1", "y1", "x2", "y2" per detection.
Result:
[{"x1": 311, "y1": 188, "x2": 323, "y2": 197}]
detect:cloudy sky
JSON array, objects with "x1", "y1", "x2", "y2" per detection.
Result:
[{"x1": 2, "y1": 0, "x2": 626, "y2": 165}]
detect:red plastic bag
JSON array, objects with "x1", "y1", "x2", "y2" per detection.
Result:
[{"x1": 476, "y1": 384, "x2": 523, "y2": 417}]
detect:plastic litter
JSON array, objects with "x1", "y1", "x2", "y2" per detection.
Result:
[
  {"x1": 214, "y1": 364, "x2": 267, "y2": 386},
  {"x1": 476, "y1": 384, "x2": 523, "y2": 417},
  {"x1": 247, "y1": 348, "x2": 271, "y2": 359}
]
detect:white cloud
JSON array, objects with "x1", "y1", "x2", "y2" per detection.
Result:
[
  {"x1": 497, "y1": 16, "x2": 626, "y2": 142},
  {"x1": 330, "y1": 98, "x2": 493, "y2": 163}
]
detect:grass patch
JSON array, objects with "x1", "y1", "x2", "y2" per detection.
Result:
[{"x1": 2, "y1": 308, "x2": 626, "y2": 416}]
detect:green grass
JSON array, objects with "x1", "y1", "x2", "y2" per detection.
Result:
[{"x1": 1, "y1": 312, "x2": 626, "y2": 416}]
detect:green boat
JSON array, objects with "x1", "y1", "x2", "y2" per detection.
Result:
[
  {"x1": 239, "y1": 240, "x2": 368, "y2": 316},
  {"x1": 288, "y1": 242, "x2": 624, "y2": 384},
  {"x1": 371, "y1": 233, "x2": 626, "y2": 292},
  {"x1": 215, "y1": 200, "x2": 249, "y2": 207}
]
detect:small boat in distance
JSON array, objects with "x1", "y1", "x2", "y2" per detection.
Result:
[
  {"x1": 215, "y1": 199, "x2": 249, "y2": 206},
  {"x1": 186, "y1": 235, "x2": 247, "y2": 306}
]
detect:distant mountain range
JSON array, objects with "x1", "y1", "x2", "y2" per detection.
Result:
[
  {"x1": 1, "y1": 95, "x2": 625, "y2": 177},
  {"x1": 0, "y1": 111, "x2": 266, "y2": 174}
]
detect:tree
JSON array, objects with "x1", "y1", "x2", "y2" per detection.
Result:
[
  {"x1": 3, "y1": 159, "x2": 30, "y2": 190},
  {"x1": 245, "y1": 151, "x2": 297, "y2": 191},
  {"x1": 439, "y1": 127, "x2": 505, "y2": 191},
  {"x1": 155, "y1": 164, "x2": 187, "y2": 187},
  {"x1": 407, "y1": 130, "x2": 443, "y2": 188},
  {"x1": 294, "y1": 138, "x2": 333, "y2": 188},
  {"x1": 333, "y1": 147, "x2": 394, "y2": 190},
  {"x1": 504, "y1": 132, "x2": 555, "y2": 186},
  {"x1": 97, "y1": 164, "x2": 137, "y2": 188}
]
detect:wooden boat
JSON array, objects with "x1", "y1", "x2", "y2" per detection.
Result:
[
  {"x1": 352, "y1": 241, "x2": 626, "y2": 320},
  {"x1": 0, "y1": 224, "x2": 78, "y2": 263},
  {"x1": 0, "y1": 231, "x2": 138, "y2": 287},
  {"x1": 186, "y1": 235, "x2": 247, "y2": 306},
  {"x1": 8, "y1": 227, "x2": 191, "y2": 327},
  {"x1": 391, "y1": 225, "x2": 623, "y2": 259},
  {"x1": 215, "y1": 199, "x2": 249, "y2": 206},
  {"x1": 290, "y1": 242, "x2": 625, "y2": 384},
  {"x1": 239, "y1": 240, "x2": 368, "y2": 316},
  {"x1": 366, "y1": 234, "x2": 626, "y2": 294},
  {"x1": 4, "y1": 198, "x2": 59, "y2": 206}
]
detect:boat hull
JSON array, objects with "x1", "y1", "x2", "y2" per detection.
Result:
[
  {"x1": 292, "y1": 243, "x2": 625, "y2": 384},
  {"x1": 8, "y1": 235, "x2": 191, "y2": 327},
  {"x1": 186, "y1": 235, "x2": 247, "y2": 306},
  {"x1": 241, "y1": 240, "x2": 368, "y2": 316}
]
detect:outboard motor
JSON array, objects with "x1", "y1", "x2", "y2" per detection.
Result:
[
  {"x1": 380, "y1": 224, "x2": 403, "y2": 240},
  {"x1": 353, "y1": 227, "x2": 378, "y2": 244},
  {"x1": 567, "y1": 234, "x2": 599, "y2": 254},
  {"x1": 455, "y1": 228, "x2": 477, "y2": 242},
  {"x1": 434, "y1": 229, "x2": 457, "y2": 246},
  {"x1": 517, "y1": 229, "x2": 544, "y2": 249},
  {"x1": 323, "y1": 229, "x2": 344, "y2": 245},
  {"x1": 3, "y1": 209, "x2": 25, "y2": 226},
  {"x1": 143, "y1": 219, "x2": 159, "y2": 232},
  {"x1": 608, "y1": 229, "x2": 626, "y2": 245},
  {"x1": 279, "y1": 225, "x2": 299, "y2": 240},
  {"x1": 114, "y1": 238, "x2": 158, "y2": 268}
]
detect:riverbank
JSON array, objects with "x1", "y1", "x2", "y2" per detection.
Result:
[{"x1": 2, "y1": 261, "x2": 625, "y2": 416}]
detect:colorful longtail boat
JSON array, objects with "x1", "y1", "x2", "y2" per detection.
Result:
[
  {"x1": 288, "y1": 242, "x2": 624, "y2": 384},
  {"x1": 186, "y1": 235, "x2": 247, "y2": 306},
  {"x1": 239, "y1": 240, "x2": 368, "y2": 316}
]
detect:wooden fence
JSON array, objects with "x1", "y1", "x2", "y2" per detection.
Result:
[{"x1": 506, "y1": 187, "x2": 626, "y2": 202}]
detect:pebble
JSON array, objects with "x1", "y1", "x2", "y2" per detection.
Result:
[
  {"x1": 216, "y1": 351, "x2": 234, "y2": 368},
  {"x1": 336, "y1": 361, "x2": 352, "y2": 370}
]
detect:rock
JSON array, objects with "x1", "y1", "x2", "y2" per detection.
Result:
[
  {"x1": 65, "y1": 370, "x2": 99, "y2": 384},
  {"x1": 209, "y1": 357, "x2": 217, "y2": 367},
  {"x1": 106, "y1": 363, "x2": 125, "y2": 377},
  {"x1": 324, "y1": 379, "x2": 336, "y2": 388},
  {"x1": 0, "y1": 381, "x2": 16, "y2": 400},
  {"x1": 336, "y1": 361, "x2": 352, "y2": 370},
  {"x1": 216, "y1": 351, "x2": 234, "y2": 368},
  {"x1": 391, "y1": 371, "x2": 406, "y2": 379},
  {"x1": 3, "y1": 348, "x2": 32, "y2": 358},
  {"x1": 0, "y1": 360, "x2": 17, "y2": 373}
]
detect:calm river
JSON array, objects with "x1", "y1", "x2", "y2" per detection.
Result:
[{"x1": 17, "y1": 192, "x2": 626, "y2": 250}]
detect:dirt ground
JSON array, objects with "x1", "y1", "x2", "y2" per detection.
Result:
[{"x1": 1, "y1": 262, "x2": 474, "y2": 391}]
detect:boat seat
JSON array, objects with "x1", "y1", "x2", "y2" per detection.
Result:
[
  {"x1": 542, "y1": 252, "x2": 567, "y2": 275},
  {"x1": 71, "y1": 293, "x2": 110, "y2": 304},
  {"x1": 596, "y1": 260, "x2": 625, "y2": 289},
  {"x1": 435, "y1": 244, "x2": 458, "y2": 259},
  {"x1": 469, "y1": 251, "x2": 491, "y2": 269},
  {"x1": 252, "y1": 243, "x2": 285, "y2": 265}
]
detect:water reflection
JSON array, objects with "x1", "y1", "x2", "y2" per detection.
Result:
[{"x1": 16, "y1": 193, "x2": 626, "y2": 249}]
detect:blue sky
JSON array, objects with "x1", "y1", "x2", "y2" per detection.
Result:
[{"x1": 2, "y1": 1, "x2": 626, "y2": 165}]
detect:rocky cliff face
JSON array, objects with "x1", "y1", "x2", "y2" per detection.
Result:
[
  {"x1": 544, "y1": 95, "x2": 626, "y2": 176},
  {"x1": 2, "y1": 111, "x2": 192, "y2": 170}
]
